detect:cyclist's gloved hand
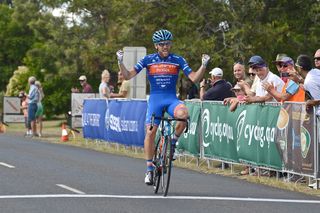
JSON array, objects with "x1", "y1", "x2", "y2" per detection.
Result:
[
  {"x1": 116, "y1": 50, "x2": 124, "y2": 64},
  {"x1": 201, "y1": 54, "x2": 210, "y2": 67}
]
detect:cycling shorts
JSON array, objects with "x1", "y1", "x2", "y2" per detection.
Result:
[{"x1": 146, "y1": 93, "x2": 186, "y2": 126}]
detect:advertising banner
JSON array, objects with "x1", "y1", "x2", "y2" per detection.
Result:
[
  {"x1": 82, "y1": 99, "x2": 107, "y2": 140},
  {"x1": 177, "y1": 101, "x2": 201, "y2": 156},
  {"x1": 277, "y1": 103, "x2": 315, "y2": 175},
  {"x1": 202, "y1": 102, "x2": 239, "y2": 162},
  {"x1": 104, "y1": 100, "x2": 147, "y2": 147},
  {"x1": 236, "y1": 104, "x2": 282, "y2": 169}
]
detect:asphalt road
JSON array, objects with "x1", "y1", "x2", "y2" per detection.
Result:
[{"x1": 0, "y1": 134, "x2": 320, "y2": 213}]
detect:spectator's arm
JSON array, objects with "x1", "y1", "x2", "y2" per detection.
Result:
[{"x1": 238, "y1": 80, "x2": 255, "y2": 96}]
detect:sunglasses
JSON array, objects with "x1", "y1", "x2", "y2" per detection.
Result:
[
  {"x1": 157, "y1": 41, "x2": 172, "y2": 47},
  {"x1": 279, "y1": 64, "x2": 288, "y2": 68},
  {"x1": 248, "y1": 73, "x2": 256, "y2": 76},
  {"x1": 314, "y1": 57, "x2": 320, "y2": 61}
]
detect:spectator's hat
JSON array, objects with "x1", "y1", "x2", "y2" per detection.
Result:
[
  {"x1": 79, "y1": 75, "x2": 87, "y2": 81},
  {"x1": 296, "y1": 55, "x2": 312, "y2": 71},
  {"x1": 278, "y1": 56, "x2": 294, "y2": 65},
  {"x1": 209, "y1": 67, "x2": 223, "y2": 77},
  {"x1": 248, "y1": 55, "x2": 267, "y2": 68},
  {"x1": 273, "y1": 53, "x2": 287, "y2": 63}
]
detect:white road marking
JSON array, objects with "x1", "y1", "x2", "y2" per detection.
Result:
[
  {"x1": 56, "y1": 184, "x2": 85, "y2": 195},
  {"x1": 0, "y1": 194, "x2": 319, "y2": 204},
  {"x1": 0, "y1": 162, "x2": 15, "y2": 168}
]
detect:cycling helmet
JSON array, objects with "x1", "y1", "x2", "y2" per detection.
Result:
[{"x1": 152, "y1": 29, "x2": 173, "y2": 43}]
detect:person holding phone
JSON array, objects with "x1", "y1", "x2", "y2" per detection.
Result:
[{"x1": 262, "y1": 56, "x2": 305, "y2": 102}]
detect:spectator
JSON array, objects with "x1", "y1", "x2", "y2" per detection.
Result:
[
  {"x1": 27, "y1": 76, "x2": 39, "y2": 137},
  {"x1": 294, "y1": 55, "x2": 320, "y2": 116},
  {"x1": 110, "y1": 71, "x2": 130, "y2": 98},
  {"x1": 314, "y1": 49, "x2": 320, "y2": 69},
  {"x1": 99, "y1": 70, "x2": 111, "y2": 99},
  {"x1": 200, "y1": 67, "x2": 233, "y2": 101},
  {"x1": 187, "y1": 78, "x2": 199, "y2": 99},
  {"x1": 224, "y1": 83, "x2": 245, "y2": 112},
  {"x1": 19, "y1": 91, "x2": 30, "y2": 136},
  {"x1": 241, "y1": 55, "x2": 285, "y2": 103},
  {"x1": 273, "y1": 53, "x2": 288, "y2": 74},
  {"x1": 71, "y1": 75, "x2": 93, "y2": 93},
  {"x1": 233, "y1": 61, "x2": 252, "y2": 86},
  {"x1": 247, "y1": 67, "x2": 257, "y2": 82},
  {"x1": 262, "y1": 56, "x2": 305, "y2": 102},
  {"x1": 35, "y1": 81, "x2": 44, "y2": 137}
]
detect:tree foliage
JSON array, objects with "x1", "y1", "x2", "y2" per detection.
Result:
[{"x1": 0, "y1": 0, "x2": 319, "y2": 117}]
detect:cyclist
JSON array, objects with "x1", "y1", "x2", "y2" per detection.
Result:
[{"x1": 116, "y1": 29, "x2": 210, "y2": 185}]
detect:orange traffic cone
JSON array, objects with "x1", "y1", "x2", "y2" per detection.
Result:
[{"x1": 61, "y1": 123, "x2": 69, "y2": 142}]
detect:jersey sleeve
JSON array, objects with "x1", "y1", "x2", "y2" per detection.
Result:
[
  {"x1": 134, "y1": 56, "x2": 147, "y2": 73},
  {"x1": 179, "y1": 57, "x2": 192, "y2": 76}
]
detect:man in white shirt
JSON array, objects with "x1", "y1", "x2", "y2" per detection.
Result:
[
  {"x1": 239, "y1": 55, "x2": 284, "y2": 103},
  {"x1": 295, "y1": 54, "x2": 320, "y2": 116}
]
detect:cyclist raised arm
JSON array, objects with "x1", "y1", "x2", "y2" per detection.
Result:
[{"x1": 116, "y1": 29, "x2": 210, "y2": 185}]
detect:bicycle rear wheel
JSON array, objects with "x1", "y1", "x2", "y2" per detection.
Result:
[{"x1": 161, "y1": 136, "x2": 173, "y2": 196}]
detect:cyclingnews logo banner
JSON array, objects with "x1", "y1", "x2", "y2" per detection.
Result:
[
  {"x1": 202, "y1": 102, "x2": 239, "y2": 162},
  {"x1": 202, "y1": 102, "x2": 282, "y2": 169}
]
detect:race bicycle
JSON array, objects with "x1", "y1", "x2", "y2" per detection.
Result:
[{"x1": 150, "y1": 109, "x2": 188, "y2": 196}]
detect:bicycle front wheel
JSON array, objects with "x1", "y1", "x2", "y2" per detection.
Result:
[
  {"x1": 161, "y1": 136, "x2": 173, "y2": 197},
  {"x1": 153, "y1": 136, "x2": 162, "y2": 194}
]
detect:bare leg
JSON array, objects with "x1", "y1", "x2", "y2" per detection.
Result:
[
  {"x1": 38, "y1": 116, "x2": 43, "y2": 135},
  {"x1": 31, "y1": 120, "x2": 37, "y2": 136},
  {"x1": 174, "y1": 105, "x2": 188, "y2": 137},
  {"x1": 144, "y1": 125, "x2": 158, "y2": 160}
]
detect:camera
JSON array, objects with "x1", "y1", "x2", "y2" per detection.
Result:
[
  {"x1": 204, "y1": 79, "x2": 211, "y2": 84},
  {"x1": 280, "y1": 72, "x2": 290, "y2": 78}
]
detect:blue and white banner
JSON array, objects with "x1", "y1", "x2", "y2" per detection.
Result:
[
  {"x1": 82, "y1": 99, "x2": 147, "y2": 147},
  {"x1": 105, "y1": 100, "x2": 147, "y2": 146},
  {"x1": 82, "y1": 99, "x2": 107, "y2": 140}
]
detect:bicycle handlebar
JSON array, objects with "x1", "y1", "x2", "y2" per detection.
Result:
[{"x1": 149, "y1": 113, "x2": 189, "y2": 133}]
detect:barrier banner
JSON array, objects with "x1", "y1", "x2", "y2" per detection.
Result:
[
  {"x1": 237, "y1": 104, "x2": 282, "y2": 169},
  {"x1": 177, "y1": 101, "x2": 201, "y2": 156},
  {"x1": 202, "y1": 102, "x2": 239, "y2": 162},
  {"x1": 104, "y1": 100, "x2": 147, "y2": 147},
  {"x1": 278, "y1": 103, "x2": 315, "y2": 175},
  {"x1": 82, "y1": 99, "x2": 107, "y2": 140}
]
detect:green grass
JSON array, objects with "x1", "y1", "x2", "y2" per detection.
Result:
[{"x1": 3, "y1": 120, "x2": 320, "y2": 197}]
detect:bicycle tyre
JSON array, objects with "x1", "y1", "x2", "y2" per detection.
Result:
[
  {"x1": 153, "y1": 136, "x2": 162, "y2": 194},
  {"x1": 162, "y1": 136, "x2": 173, "y2": 197}
]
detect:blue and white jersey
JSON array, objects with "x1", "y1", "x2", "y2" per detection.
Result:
[{"x1": 134, "y1": 53, "x2": 192, "y2": 94}]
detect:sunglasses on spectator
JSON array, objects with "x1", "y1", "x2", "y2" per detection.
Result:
[
  {"x1": 279, "y1": 64, "x2": 288, "y2": 68},
  {"x1": 157, "y1": 41, "x2": 172, "y2": 47},
  {"x1": 314, "y1": 57, "x2": 320, "y2": 61},
  {"x1": 248, "y1": 73, "x2": 256, "y2": 76},
  {"x1": 295, "y1": 63, "x2": 303, "y2": 68}
]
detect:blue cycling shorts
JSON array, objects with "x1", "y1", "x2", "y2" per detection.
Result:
[{"x1": 146, "y1": 93, "x2": 186, "y2": 126}]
